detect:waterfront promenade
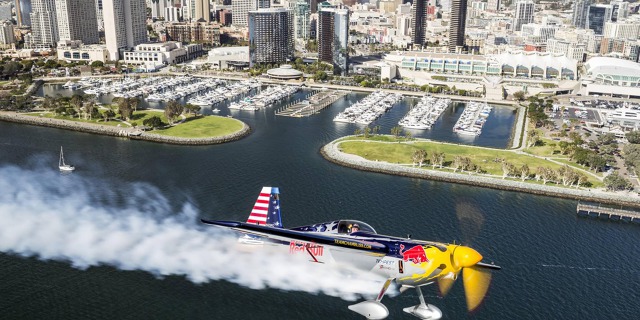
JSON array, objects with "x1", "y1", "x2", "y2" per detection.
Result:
[{"x1": 321, "y1": 137, "x2": 640, "y2": 207}]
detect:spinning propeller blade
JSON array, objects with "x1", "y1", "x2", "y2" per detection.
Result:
[
  {"x1": 462, "y1": 266, "x2": 492, "y2": 312},
  {"x1": 437, "y1": 275, "x2": 456, "y2": 297}
]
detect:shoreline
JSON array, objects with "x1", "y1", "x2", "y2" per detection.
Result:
[
  {"x1": 0, "y1": 111, "x2": 251, "y2": 145},
  {"x1": 321, "y1": 138, "x2": 640, "y2": 208}
]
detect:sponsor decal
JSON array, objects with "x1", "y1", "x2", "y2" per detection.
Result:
[
  {"x1": 334, "y1": 239, "x2": 372, "y2": 249},
  {"x1": 289, "y1": 241, "x2": 324, "y2": 256},
  {"x1": 399, "y1": 244, "x2": 429, "y2": 264}
]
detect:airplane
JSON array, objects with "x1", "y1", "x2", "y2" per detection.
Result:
[{"x1": 202, "y1": 187, "x2": 500, "y2": 320}]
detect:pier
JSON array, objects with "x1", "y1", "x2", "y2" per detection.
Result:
[
  {"x1": 276, "y1": 89, "x2": 348, "y2": 117},
  {"x1": 576, "y1": 203, "x2": 640, "y2": 224}
]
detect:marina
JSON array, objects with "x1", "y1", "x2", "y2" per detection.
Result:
[
  {"x1": 452, "y1": 101, "x2": 493, "y2": 136},
  {"x1": 398, "y1": 96, "x2": 451, "y2": 130},
  {"x1": 275, "y1": 89, "x2": 348, "y2": 117},
  {"x1": 333, "y1": 90, "x2": 403, "y2": 125},
  {"x1": 228, "y1": 85, "x2": 300, "y2": 111}
]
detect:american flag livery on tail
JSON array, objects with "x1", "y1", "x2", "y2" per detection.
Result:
[{"x1": 246, "y1": 187, "x2": 283, "y2": 227}]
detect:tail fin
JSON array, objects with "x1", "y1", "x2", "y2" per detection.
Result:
[{"x1": 246, "y1": 187, "x2": 283, "y2": 227}]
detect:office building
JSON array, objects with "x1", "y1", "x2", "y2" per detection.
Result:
[
  {"x1": 293, "y1": 0, "x2": 309, "y2": 40},
  {"x1": 165, "y1": 21, "x2": 220, "y2": 47},
  {"x1": 55, "y1": 0, "x2": 99, "y2": 44},
  {"x1": 0, "y1": 3, "x2": 13, "y2": 21},
  {"x1": 411, "y1": 0, "x2": 426, "y2": 46},
  {"x1": 572, "y1": 0, "x2": 590, "y2": 29},
  {"x1": 0, "y1": 20, "x2": 16, "y2": 49},
  {"x1": 611, "y1": 1, "x2": 629, "y2": 23},
  {"x1": 30, "y1": 0, "x2": 58, "y2": 48},
  {"x1": 232, "y1": 0, "x2": 270, "y2": 27},
  {"x1": 588, "y1": 4, "x2": 613, "y2": 35},
  {"x1": 103, "y1": 0, "x2": 147, "y2": 60},
  {"x1": 318, "y1": 7, "x2": 348, "y2": 76},
  {"x1": 512, "y1": 0, "x2": 534, "y2": 32},
  {"x1": 448, "y1": 0, "x2": 467, "y2": 53},
  {"x1": 487, "y1": 0, "x2": 499, "y2": 12},
  {"x1": 248, "y1": 8, "x2": 293, "y2": 65},
  {"x1": 194, "y1": 0, "x2": 211, "y2": 22},
  {"x1": 15, "y1": 0, "x2": 32, "y2": 27}
]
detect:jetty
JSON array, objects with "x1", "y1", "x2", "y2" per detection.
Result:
[
  {"x1": 276, "y1": 89, "x2": 347, "y2": 117},
  {"x1": 576, "y1": 203, "x2": 640, "y2": 223}
]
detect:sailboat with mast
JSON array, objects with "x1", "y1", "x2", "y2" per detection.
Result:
[{"x1": 59, "y1": 146, "x2": 75, "y2": 172}]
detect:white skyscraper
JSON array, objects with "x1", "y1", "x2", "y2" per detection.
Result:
[
  {"x1": 0, "y1": 20, "x2": 16, "y2": 48},
  {"x1": 103, "y1": 0, "x2": 147, "y2": 60},
  {"x1": 232, "y1": 0, "x2": 270, "y2": 27},
  {"x1": 513, "y1": 0, "x2": 535, "y2": 32},
  {"x1": 30, "y1": 0, "x2": 58, "y2": 48},
  {"x1": 150, "y1": 0, "x2": 170, "y2": 19},
  {"x1": 194, "y1": 0, "x2": 211, "y2": 22},
  {"x1": 55, "y1": 0, "x2": 99, "y2": 44},
  {"x1": 96, "y1": 0, "x2": 104, "y2": 31}
]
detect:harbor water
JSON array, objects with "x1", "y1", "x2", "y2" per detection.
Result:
[{"x1": 0, "y1": 83, "x2": 638, "y2": 319}]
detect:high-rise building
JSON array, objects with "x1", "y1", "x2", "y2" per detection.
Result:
[
  {"x1": 0, "y1": 20, "x2": 16, "y2": 49},
  {"x1": 150, "y1": 0, "x2": 169, "y2": 19},
  {"x1": 96, "y1": 0, "x2": 104, "y2": 31},
  {"x1": 603, "y1": 21, "x2": 640, "y2": 40},
  {"x1": 30, "y1": 0, "x2": 58, "y2": 48},
  {"x1": 233, "y1": 0, "x2": 270, "y2": 27},
  {"x1": 15, "y1": 0, "x2": 33, "y2": 27},
  {"x1": 103, "y1": 0, "x2": 147, "y2": 60},
  {"x1": 487, "y1": 0, "x2": 499, "y2": 12},
  {"x1": 411, "y1": 0, "x2": 427, "y2": 46},
  {"x1": 318, "y1": 7, "x2": 348, "y2": 76},
  {"x1": 165, "y1": 21, "x2": 220, "y2": 46},
  {"x1": 293, "y1": 0, "x2": 309, "y2": 40},
  {"x1": 588, "y1": 4, "x2": 613, "y2": 35},
  {"x1": 572, "y1": 0, "x2": 591, "y2": 29},
  {"x1": 448, "y1": 0, "x2": 467, "y2": 53},
  {"x1": 165, "y1": 6, "x2": 180, "y2": 21},
  {"x1": 194, "y1": 0, "x2": 211, "y2": 22},
  {"x1": 611, "y1": 1, "x2": 629, "y2": 23},
  {"x1": 0, "y1": 3, "x2": 13, "y2": 21},
  {"x1": 248, "y1": 8, "x2": 293, "y2": 65},
  {"x1": 55, "y1": 0, "x2": 99, "y2": 44},
  {"x1": 512, "y1": 0, "x2": 534, "y2": 32}
]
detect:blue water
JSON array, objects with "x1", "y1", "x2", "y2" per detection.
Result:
[{"x1": 0, "y1": 84, "x2": 638, "y2": 319}]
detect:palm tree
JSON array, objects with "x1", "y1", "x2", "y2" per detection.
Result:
[
  {"x1": 390, "y1": 126, "x2": 402, "y2": 138},
  {"x1": 354, "y1": 128, "x2": 362, "y2": 136}
]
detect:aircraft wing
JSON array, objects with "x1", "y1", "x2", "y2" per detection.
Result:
[{"x1": 201, "y1": 219, "x2": 389, "y2": 254}]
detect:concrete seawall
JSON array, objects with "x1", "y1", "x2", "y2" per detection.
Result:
[
  {"x1": 0, "y1": 112, "x2": 251, "y2": 145},
  {"x1": 321, "y1": 139, "x2": 640, "y2": 208}
]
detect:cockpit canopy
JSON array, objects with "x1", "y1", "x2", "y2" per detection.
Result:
[
  {"x1": 337, "y1": 220, "x2": 376, "y2": 234},
  {"x1": 290, "y1": 220, "x2": 377, "y2": 234}
]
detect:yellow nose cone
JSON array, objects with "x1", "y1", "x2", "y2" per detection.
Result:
[{"x1": 453, "y1": 246, "x2": 483, "y2": 269}]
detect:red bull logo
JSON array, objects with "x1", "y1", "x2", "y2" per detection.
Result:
[
  {"x1": 289, "y1": 241, "x2": 324, "y2": 256},
  {"x1": 399, "y1": 244, "x2": 429, "y2": 264}
]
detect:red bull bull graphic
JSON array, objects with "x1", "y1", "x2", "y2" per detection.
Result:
[
  {"x1": 399, "y1": 244, "x2": 429, "y2": 264},
  {"x1": 289, "y1": 241, "x2": 324, "y2": 256}
]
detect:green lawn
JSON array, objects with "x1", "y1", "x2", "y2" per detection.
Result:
[
  {"x1": 523, "y1": 137, "x2": 562, "y2": 157},
  {"x1": 23, "y1": 111, "x2": 246, "y2": 138},
  {"x1": 338, "y1": 137, "x2": 602, "y2": 187},
  {"x1": 152, "y1": 115, "x2": 244, "y2": 138}
]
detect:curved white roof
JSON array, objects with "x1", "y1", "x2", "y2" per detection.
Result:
[
  {"x1": 490, "y1": 52, "x2": 577, "y2": 73},
  {"x1": 266, "y1": 65, "x2": 303, "y2": 78},
  {"x1": 585, "y1": 57, "x2": 640, "y2": 77}
]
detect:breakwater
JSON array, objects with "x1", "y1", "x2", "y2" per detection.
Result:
[
  {"x1": 0, "y1": 112, "x2": 251, "y2": 145},
  {"x1": 321, "y1": 138, "x2": 640, "y2": 208}
]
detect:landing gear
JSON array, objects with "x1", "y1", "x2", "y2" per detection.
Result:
[
  {"x1": 402, "y1": 286, "x2": 442, "y2": 320},
  {"x1": 348, "y1": 278, "x2": 393, "y2": 319}
]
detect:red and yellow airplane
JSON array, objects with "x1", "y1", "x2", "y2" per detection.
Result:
[{"x1": 202, "y1": 187, "x2": 500, "y2": 319}]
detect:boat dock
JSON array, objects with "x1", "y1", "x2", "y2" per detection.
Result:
[
  {"x1": 276, "y1": 89, "x2": 347, "y2": 117},
  {"x1": 576, "y1": 203, "x2": 640, "y2": 223}
]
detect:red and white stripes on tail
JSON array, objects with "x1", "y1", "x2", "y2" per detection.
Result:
[{"x1": 247, "y1": 187, "x2": 271, "y2": 225}]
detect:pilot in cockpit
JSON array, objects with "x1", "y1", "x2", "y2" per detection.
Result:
[{"x1": 349, "y1": 223, "x2": 360, "y2": 234}]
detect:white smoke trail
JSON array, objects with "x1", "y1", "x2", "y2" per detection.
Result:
[{"x1": 0, "y1": 165, "x2": 387, "y2": 300}]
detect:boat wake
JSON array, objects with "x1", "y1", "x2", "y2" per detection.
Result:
[{"x1": 0, "y1": 165, "x2": 385, "y2": 301}]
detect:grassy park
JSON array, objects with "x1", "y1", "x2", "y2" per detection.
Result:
[{"x1": 337, "y1": 136, "x2": 603, "y2": 188}]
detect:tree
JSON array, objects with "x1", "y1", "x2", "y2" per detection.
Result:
[
  {"x1": 372, "y1": 125, "x2": 380, "y2": 135},
  {"x1": 404, "y1": 131, "x2": 412, "y2": 140},
  {"x1": 91, "y1": 61, "x2": 104, "y2": 68},
  {"x1": 412, "y1": 149, "x2": 427, "y2": 167},
  {"x1": 102, "y1": 109, "x2": 115, "y2": 121},
  {"x1": 501, "y1": 161, "x2": 515, "y2": 179},
  {"x1": 390, "y1": 126, "x2": 402, "y2": 138},
  {"x1": 519, "y1": 164, "x2": 530, "y2": 181},
  {"x1": 363, "y1": 126, "x2": 371, "y2": 138},
  {"x1": 184, "y1": 103, "x2": 201, "y2": 116},
  {"x1": 354, "y1": 128, "x2": 362, "y2": 136},
  {"x1": 70, "y1": 94, "x2": 84, "y2": 117},
  {"x1": 452, "y1": 156, "x2": 464, "y2": 172},
  {"x1": 527, "y1": 129, "x2": 540, "y2": 148},
  {"x1": 116, "y1": 97, "x2": 132, "y2": 121},
  {"x1": 164, "y1": 100, "x2": 183, "y2": 124},
  {"x1": 143, "y1": 116, "x2": 164, "y2": 128},
  {"x1": 431, "y1": 152, "x2": 445, "y2": 169},
  {"x1": 626, "y1": 131, "x2": 640, "y2": 144},
  {"x1": 513, "y1": 91, "x2": 526, "y2": 101},
  {"x1": 603, "y1": 173, "x2": 633, "y2": 191}
]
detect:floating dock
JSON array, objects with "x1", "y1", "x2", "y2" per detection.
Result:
[
  {"x1": 576, "y1": 203, "x2": 640, "y2": 224},
  {"x1": 276, "y1": 89, "x2": 347, "y2": 117}
]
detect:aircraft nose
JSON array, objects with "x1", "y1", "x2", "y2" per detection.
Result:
[{"x1": 453, "y1": 246, "x2": 483, "y2": 269}]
